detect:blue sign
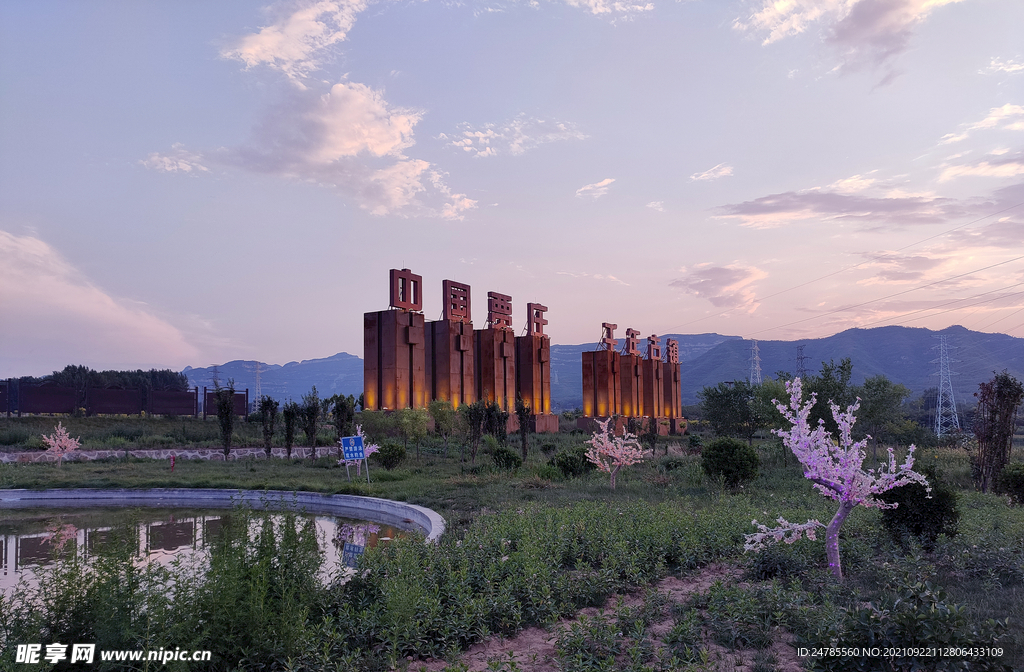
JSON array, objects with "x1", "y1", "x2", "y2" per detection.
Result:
[
  {"x1": 340, "y1": 436, "x2": 365, "y2": 460},
  {"x1": 342, "y1": 542, "x2": 365, "y2": 568}
]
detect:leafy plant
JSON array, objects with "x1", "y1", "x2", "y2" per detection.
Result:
[
  {"x1": 257, "y1": 395, "x2": 279, "y2": 457},
  {"x1": 515, "y1": 396, "x2": 531, "y2": 461},
  {"x1": 880, "y1": 464, "x2": 960, "y2": 550},
  {"x1": 282, "y1": 401, "x2": 299, "y2": 458},
  {"x1": 972, "y1": 371, "x2": 1024, "y2": 493},
  {"x1": 997, "y1": 462, "x2": 1024, "y2": 506},
  {"x1": 549, "y1": 444, "x2": 595, "y2": 479},
  {"x1": 491, "y1": 443, "x2": 522, "y2": 471},
  {"x1": 300, "y1": 386, "x2": 323, "y2": 449},
  {"x1": 213, "y1": 380, "x2": 236, "y2": 457},
  {"x1": 701, "y1": 437, "x2": 758, "y2": 487},
  {"x1": 373, "y1": 441, "x2": 406, "y2": 471}
]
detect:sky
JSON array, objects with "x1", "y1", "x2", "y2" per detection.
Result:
[{"x1": 2, "y1": 0, "x2": 1023, "y2": 377}]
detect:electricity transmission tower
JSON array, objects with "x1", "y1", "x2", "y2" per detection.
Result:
[
  {"x1": 253, "y1": 362, "x2": 262, "y2": 407},
  {"x1": 932, "y1": 335, "x2": 961, "y2": 436},
  {"x1": 796, "y1": 345, "x2": 810, "y2": 379},
  {"x1": 749, "y1": 340, "x2": 762, "y2": 385}
]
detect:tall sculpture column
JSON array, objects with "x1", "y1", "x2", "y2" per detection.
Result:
[
  {"x1": 363, "y1": 268, "x2": 427, "y2": 410},
  {"x1": 618, "y1": 328, "x2": 645, "y2": 418},
  {"x1": 581, "y1": 323, "x2": 620, "y2": 418},
  {"x1": 662, "y1": 338, "x2": 684, "y2": 434},
  {"x1": 641, "y1": 334, "x2": 664, "y2": 429},
  {"x1": 515, "y1": 303, "x2": 558, "y2": 432},
  {"x1": 474, "y1": 291, "x2": 516, "y2": 412},
  {"x1": 425, "y1": 280, "x2": 475, "y2": 408}
]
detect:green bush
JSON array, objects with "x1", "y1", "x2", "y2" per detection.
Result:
[
  {"x1": 657, "y1": 454, "x2": 688, "y2": 473},
  {"x1": 372, "y1": 441, "x2": 406, "y2": 471},
  {"x1": 491, "y1": 444, "x2": 522, "y2": 471},
  {"x1": 879, "y1": 465, "x2": 960, "y2": 550},
  {"x1": 810, "y1": 577, "x2": 1009, "y2": 671},
  {"x1": 996, "y1": 462, "x2": 1024, "y2": 506},
  {"x1": 549, "y1": 444, "x2": 595, "y2": 479},
  {"x1": 0, "y1": 427, "x2": 30, "y2": 446},
  {"x1": 701, "y1": 437, "x2": 758, "y2": 487}
]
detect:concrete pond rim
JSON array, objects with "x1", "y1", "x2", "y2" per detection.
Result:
[{"x1": 0, "y1": 488, "x2": 446, "y2": 542}]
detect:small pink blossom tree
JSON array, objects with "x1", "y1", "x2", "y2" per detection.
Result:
[
  {"x1": 41, "y1": 422, "x2": 80, "y2": 467},
  {"x1": 585, "y1": 418, "x2": 645, "y2": 489},
  {"x1": 745, "y1": 378, "x2": 929, "y2": 580}
]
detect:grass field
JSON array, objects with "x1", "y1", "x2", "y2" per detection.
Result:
[{"x1": 2, "y1": 418, "x2": 1023, "y2": 671}]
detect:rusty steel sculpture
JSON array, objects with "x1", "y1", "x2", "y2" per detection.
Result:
[
  {"x1": 363, "y1": 269, "x2": 558, "y2": 433},
  {"x1": 580, "y1": 323, "x2": 685, "y2": 435}
]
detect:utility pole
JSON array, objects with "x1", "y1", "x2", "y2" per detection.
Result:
[
  {"x1": 932, "y1": 335, "x2": 961, "y2": 437},
  {"x1": 749, "y1": 340, "x2": 762, "y2": 386},
  {"x1": 796, "y1": 344, "x2": 809, "y2": 379}
]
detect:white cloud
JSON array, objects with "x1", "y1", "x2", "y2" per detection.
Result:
[
  {"x1": 140, "y1": 143, "x2": 209, "y2": 173},
  {"x1": 0, "y1": 231, "x2": 199, "y2": 375},
  {"x1": 984, "y1": 57, "x2": 1024, "y2": 75},
  {"x1": 940, "y1": 103, "x2": 1024, "y2": 143},
  {"x1": 690, "y1": 163, "x2": 733, "y2": 181},
  {"x1": 556, "y1": 270, "x2": 629, "y2": 285},
  {"x1": 669, "y1": 263, "x2": 767, "y2": 311},
  {"x1": 444, "y1": 114, "x2": 586, "y2": 158},
  {"x1": 561, "y1": 0, "x2": 653, "y2": 16},
  {"x1": 575, "y1": 178, "x2": 615, "y2": 198},
  {"x1": 939, "y1": 158, "x2": 1024, "y2": 182},
  {"x1": 217, "y1": 80, "x2": 464, "y2": 216},
  {"x1": 735, "y1": 0, "x2": 965, "y2": 69},
  {"x1": 826, "y1": 173, "x2": 876, "y2": 193},
  {"x1": 646, "y1": 201, "x2": 664, "y2": 211},
  {"x1": 221, "y1": 0, "x2": 369, "y2": 85}
]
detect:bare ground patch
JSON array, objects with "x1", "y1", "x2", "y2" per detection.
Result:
[{"x1": 412, "y1": 562, "x2": 804, "y2": 672}]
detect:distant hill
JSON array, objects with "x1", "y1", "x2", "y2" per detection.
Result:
[
  {"x1": 183, "y1": 352, "x2": 362, "y2": 402},
  {"x1": 182, "y1": 326, "x2": 1024, "y2": 411},
  {"x1": 675, "y1": 325, "x2": 1024, "y2": 405}
]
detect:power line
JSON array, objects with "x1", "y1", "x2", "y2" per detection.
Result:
[
  {"x1": 746, "y1": 254, "x2": 1024, "y2": 337},
  {"x1": 666, "y1": 200, "x2": 1024, "y2": 333}
]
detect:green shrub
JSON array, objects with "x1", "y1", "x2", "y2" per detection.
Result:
[
  {"x1": 810, "y1": 577, "x2": 1009, "y2": 671},
  {"x1": 533, "y1": 463, "x2": 561, "y2": 481},
  {"x1": 373, "y1": 441, "x2": 406, "y2": 471},
  {"x1": 701, "y1": 437, "x2": 758, "y2": 487},
  {"x1": 491, "y1": 444, "x2": 522, "y2": 471},
  {"x1": 879, "y1": 465, "x2": 960, "y2": 550},
  {"x1": 0, "y1": 427, "x2": 30, "y2": 445},
  {"x1": 996, "y1": 462, "x2": 1024, "y2": 506},
  {"x1": 657, "y1": 454, "x2": 688, "y2": 473},
  {"x1": 549, "y1": 444, "x2": 595, "y2": 479}
]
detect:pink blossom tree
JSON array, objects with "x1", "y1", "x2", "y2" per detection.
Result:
[
  {"x1": 585, "y1": 418, "x2": 645, "y2": 489},
  {"x1": 745, "y1": 378, "x2": 929, "y2": 580},
  {"x1": 41, "y1": 422, "x2": 80, "y2": 467}
]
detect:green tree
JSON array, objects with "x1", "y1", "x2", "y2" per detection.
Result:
[
  {"x1": 461, "y1": 401, "x2": 487, "y2": 464},
  {"x1": 804, "y1": 358, "x2": 854, "y2": 435},
  {"x1": 282, "y1": 401, "x2": 299, "y2": 459},
  {"x1": 972, "y1": 370, "x2": 1024, "y2": 493},
  {"x1": 854, "y1": 375, "x2": 912, "y2": 460},
  {"x1": 395, "y1": 408, "x2": 430, "y2": 461},
  {"x1": 428, "y1": 400, "x2": 463, "y2": 459},
  {"x1": 698, "y1": 380, "x2": 756, "y2": 443},
  {"x1": 515, "y1": 396, "x2": 531, "y2": 461},
  {"x1": 213, "y1": 379, "x2": 236, "y2": 457},
  {"x1": 300, "y1": 387, "x2": 322, "y2": 449},
  {"x1": 327, "y1": 394, "x2": 357, "y2": 445},
  {"x1": 257, "y1": 395, "x2": 279, "y2": 457}
]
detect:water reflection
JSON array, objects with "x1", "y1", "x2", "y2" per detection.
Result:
[{"x1": 1, "y1": 508, "x2": 402, "y2": 594}]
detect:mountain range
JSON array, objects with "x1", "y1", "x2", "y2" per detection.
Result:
[{"x1": 183, "y1": 326, "x2": 1024, "y2": 411}]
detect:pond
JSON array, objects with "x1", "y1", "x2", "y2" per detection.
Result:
[{"x1": 0, "y1": 507, "x2": 402, "y2": 595}]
